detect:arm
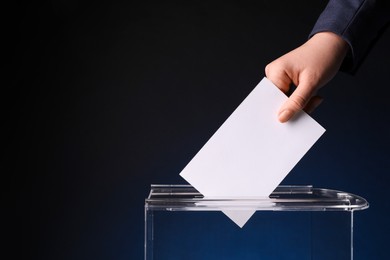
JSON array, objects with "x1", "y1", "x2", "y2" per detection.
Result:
[{"x1": 310, "y1": 0, "x2": 389, "y2": 73}]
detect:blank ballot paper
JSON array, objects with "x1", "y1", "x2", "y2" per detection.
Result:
[{"x1": 180, "y1": 77, "x2": 325, "y2": 227}]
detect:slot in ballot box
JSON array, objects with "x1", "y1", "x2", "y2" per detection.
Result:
[{"x1": 145, "y1": 185, "x2": 368, "y2": 260}]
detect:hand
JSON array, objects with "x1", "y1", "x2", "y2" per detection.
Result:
[{"x1": 265, "y1": 32, "x2": 349, "y2": 123}]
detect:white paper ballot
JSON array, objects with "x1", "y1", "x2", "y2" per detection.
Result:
[{"x1": 180, "y1": 77, "x2": 325, "y2": 227}]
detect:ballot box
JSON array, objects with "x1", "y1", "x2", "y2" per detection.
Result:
[{"x1": 145, "y1": 185, "x2": 368, "y2": 260}]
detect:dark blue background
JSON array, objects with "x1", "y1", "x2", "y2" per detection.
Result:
[{"x1": 10, "y1": 0, "x2": 389, "y2": 259}]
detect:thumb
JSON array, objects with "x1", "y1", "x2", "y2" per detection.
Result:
[{"x1": 278, "y1": 81, "x2": 315, "y2": 123}]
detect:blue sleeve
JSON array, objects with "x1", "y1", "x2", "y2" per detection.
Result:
[{"x1": 310, "y1": 0, "x2": 390, "y2": 73}]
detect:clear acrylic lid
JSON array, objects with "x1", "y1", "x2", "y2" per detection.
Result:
[{"x1": 145, "y1": 185, "x2": 369, "y2": 211}]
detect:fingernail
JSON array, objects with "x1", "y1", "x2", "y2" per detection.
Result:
[{"x1": 278, "y1": 110, "x2": 293, "y2": 123}]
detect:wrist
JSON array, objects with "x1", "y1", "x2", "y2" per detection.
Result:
[{"x1": 310, "y1": 32, "x2": 349, "y2": 57}]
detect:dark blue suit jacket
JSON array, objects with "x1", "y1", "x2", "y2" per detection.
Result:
[{"x1": 310, "y1": 0, "x2": 389, "y2": 73}]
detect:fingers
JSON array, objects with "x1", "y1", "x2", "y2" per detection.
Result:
[
  {"x1": 278, "y1": 80, "x2": 316, "y2": 123},
  {"x1": 304, "y1": 96, "x2": 323, "y2": 114},
  {"x1": 265, "y1": 63, "x2": 292, "y2": 94}
]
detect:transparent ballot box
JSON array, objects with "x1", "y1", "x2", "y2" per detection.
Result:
[{"x1": 145, "y1": 185, "x2": 368, "y2": 260}]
